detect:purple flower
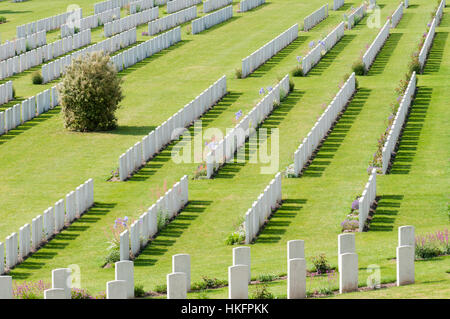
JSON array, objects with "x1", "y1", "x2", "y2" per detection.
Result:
[
  {"x1": 235, "y1": 110, "x2": 242, "y2": 120},
  {"x1": 351, "y1": 200, "x2": 359, "y2": 210},
  {"x1": 296, "y1": 56, "x2": 302, "y2": 63},
  {"x1": 309, "y1": 41, "x2": 316, "y2": 48},
  {"x1": 259, "y1": 88, "x2": 265, "y2": 95}
]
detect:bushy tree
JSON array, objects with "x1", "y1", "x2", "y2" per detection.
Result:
[{"x1": 59, "y1": 51, "x2": 123, "y2": 132}]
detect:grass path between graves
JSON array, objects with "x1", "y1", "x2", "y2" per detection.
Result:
[{"x1": 0, "y1": 0, "x2": 448, "y2": 298}]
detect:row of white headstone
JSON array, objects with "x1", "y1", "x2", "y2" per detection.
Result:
[
  {"x1": 244, "y1": 173, "x2": 282, "y2": 244},
  {"x1": 346, "y1": 3, "x2": 366, "y2": 30},
  {"x1": 130, "y1": 0, "x2": 156, "y2": 14},
  {"x1": 390, "y1": 2, "x2": 404, "y2": 28},
  {"x1": 0, "y1": 31, "x2": 47, "y2": 62},
  {"x1": 357, "y1": 168, "x2": 377, "y2": 232},
  {"x1": 242, "y1": 24, "x2": 298, "y2": 78},
  {"x1": 0, "y1": 225, "x2": 415, "y2": 299},
  {"x1": 206, "y1": 75, "x2": 290, "y2": 178},
  {"x1": 94, "y1": 0, "x2": 139, "y2": 14},
  {"x1": 203, "y1": 0, "x2": 232, "y2": 13},
  {"x1": 191, "y1": 5, "x2": 233, "y2": 34},
  {"x1": 120, "y1": 175, "x2": 189, "y2": 260},
  {"x1": 167, "y1": 0, "x2": 202, "y2": 14},
  {"x1": 104, "y1": 7, "x2": 159, "y2": 37},
  {"x1": 337, "y1": 226, "x2": 415, "y2": 294},
  {"x1": 148, "y1": 5, "x2": 197, "y2": 35},
  {"x1": 303, "y1": 4, "x2": 328, "y2": 32},
  {"x1": 61, "y1": 7, "x2": 121, "y2": 38},
  {"x1": 381, "y1": 72, "x2": 417, "y2": 174},
  {"x1": 239, "y1": 0, "x2": 265, "y2": 12},
  {"x1": 42, "y1": 28, "x2": 136, "y2": 84},
  {"x1": 0, "y1": 86, "x2": 58, "y2": 136},
  {"x1": 118, "y1": 73, "x2": 226, "y2": 180},
  {"x1": 419, "y1": 0, "x2": 445, "y2": 70},
  {"x1": 0, "y1": 179, "x2": 94, "y2": 275},
  {"x1": 362, "y1": 20, "x2": 390, "y2": 72},
  {"x1": 333, "y1": 0, "x2": 345, "y2": 11},
  {"x1": 17, "y1": 9, "x2": 83, "y2": 38},
  {"x1": 0, "y1": 81, "x2": 13, "y2": 106},
  {"x1": 0, "y1": 29, "x2": 91, "y2": 82},
  {"x1": 302, "y1": 22, "x2": 345, "y2": 75},
  {"x1": 293, "y1": 73, "x2": 356, "y2": 176},
  {"x1": 112, "y1": 26, "x2": 180, "y2": 75}
]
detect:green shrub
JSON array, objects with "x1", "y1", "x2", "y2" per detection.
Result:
[
  {"x1": 289, "y1": 78, "x2": 295, "y2": 92},
  {"x1": 250, "y1": 285, "x2": 274, "y2": 299},
  {"x1": 104, "y1": 247, "x2": 120, "y2": 265},
  {"x1": 257, "y1": 273, "x2": 277, "y2": 282},
  {"x1": 408, "y1": 54, "x2": 421, "y2": 74},
  {"x1": 191, "y1": 276, "x2": 227, "y2": 290},
  {"x1": 154, "y1": 284, "x2": 167, "y2": 294},
  {"x1": 310, "y1": 254, "x2": 332, "y2": 274},
  {"x1": 157, "y1": 211, "x2": 169, "y2": 231},
  {"x1": 225, "y1": 230, "x2": 245, "y2": 245},
  {"x1": 32, "y1": 71, "x2": 43, "y2": 84},
  {"x1": 235, "y1": 68, "x2": 243, "y2": 79},
  {"x1": 291, "y1": 65, "x2": 304, "y2": 77},
  {"x1": 415, "y1": 244, "x2": 441, "y2": 259},
  {"x1": 0, "y1": 16, "x2": 7, "y2": 24},
  {"x1": 352, "y1": 59, "x2": 366, "y2": 76},
  {"x1": 134, "y1": 283, "x2": 146, "y2": 297},
  {"x1": 59, "y1": 51, "x2": 123, "y2": 132}
]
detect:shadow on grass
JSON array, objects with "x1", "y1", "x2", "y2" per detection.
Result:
[
  {"x1": 195, "y1": 16, "x2": 242, "y2": 35},
  {"x1": 0, "y1": 107, "x2": 60, "y2": 146},
  {"x1": 134, "y1": 200, "x2": 212, "y2": 267},
  {"x1": 250, "y1": 36, "x2": 308, "y2": 78},
  {"x1": 128, "y1": 91, "x2": 243, "y2": 182},
  {"x1": 396, "y1": 12, "x2": 415, "y2": 29},
  {"x1": 370, "y1": 195, "x2": 404, "y2": 232},
  {"x1": 308, "y1": 34, "x2": 357, "y2": 76},
  {"x1": 338, "y1": 3, "x2": 355, "y2": 11},
  {"x1": 256, "y1": 199, "x2": 308, "y2": 244},
  {"x1": 118, "y1": 40, "x2": 191, "y2": 77},
  {"x1": 302, "y1": 88, "x2": 371, "y2": 178},
  {"x1": 8, "y1": 202, "x2": 117, "y2": 279},
  {"x1": 423, "y1": 32, "x2": 448, "y2": 74},
  {"x1": 367, "y1": 33, "x2": 403, "y2": 76},
  {"x1": 439, "y1": 12, "x2": 450, "y2": 27},
  {"x1": 214, "y1": 89, "x2": 304, "y2": 179},
  {"x1": 390, "y1": 87, "x2": 432, "y2": 175}
]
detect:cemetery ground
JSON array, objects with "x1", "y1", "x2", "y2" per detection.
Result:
[{"x1": 0, "y1": 0, "x2": 449, "y2": 298}]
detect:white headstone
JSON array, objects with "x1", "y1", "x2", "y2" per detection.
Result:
[
  {"x1": 339, "y1": 253, "x2": 358, "y2": 293},
  {"x1": 44, "y1": 288, "x2": 66, "y2": 299},
  {"x1": 167, "y1": 272, "x2": 187, "y2": 299},
  {"x1": 106, "y1": 280, "x2": 127, "y2": 299},
  {"x1": 397, "y1": 245, "x2": 414, "y2": 286},
  {"x1": 398, "y1": 225, "x2": 415, "y2": 247},
  {"x1": 172, "y1": 254, "x2": 191, "y2": 291},
  {"x1": 288, "y1": 258, "x2": 306, "y2": 299},
  {"x1": 228, "y1": 265, "x2": 248, "y2": 299},
  {"x1": 0, "y1": 276, "x2": 13, "y2": 299},
  {"x1": 52, "y1": 268, "x2": 71, "y2": 299},
  {"x1": 232, "y1": 247, "x2": 251, "y2": 282},
  {"x1": 120, "y1": 230, "x2": 129, "y2": 261},
  {"x1": 287, "y1": 240, "x2": 304, "y2": 262},
  {"x1": 115, "y1": 260, "x2": 134, "y2": 298},
  {"x1": 338, "y1": 233, "x2": 355, "y2": 271}
]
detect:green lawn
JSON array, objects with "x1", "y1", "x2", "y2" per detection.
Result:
[{"x1": 0, "y1": 0, "x2": 448, "y2": 299}]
